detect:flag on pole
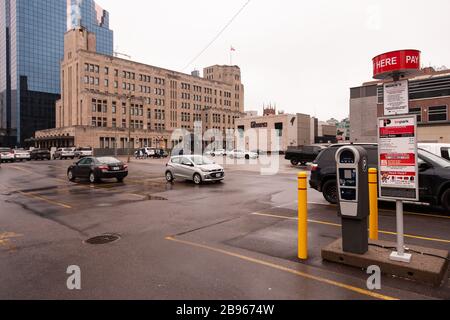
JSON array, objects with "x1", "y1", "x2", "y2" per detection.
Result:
[{"x1": 231, "y1": 46, "x2": 236, "y2": 52}]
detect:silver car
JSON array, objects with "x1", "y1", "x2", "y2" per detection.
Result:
[{"x1": 165, "y1": 155, "x2": 225, "y2": 185}]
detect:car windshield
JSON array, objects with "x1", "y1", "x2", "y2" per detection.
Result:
[
  {"x1": 190, "y1": 156, "x2": 214, "y2": 165},
  {"x1": 418, "y1": 149, "x2": 450, "y2": 168},
  {"x1": 80, "y1": 148, "x2": 92, "y2": 151},
  {"x1": 63, "y1": 148, "x2": 73, "y2": 151},
  {"x1": 97, "y1": 157, "x2": 121, "y2": 164}
]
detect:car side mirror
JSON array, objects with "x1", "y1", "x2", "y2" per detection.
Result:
[{"x1": 419, "y1": 162, "x2": 432, "y2": 171}]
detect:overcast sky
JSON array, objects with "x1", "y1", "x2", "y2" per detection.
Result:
[{"x1": 97, "y1": 0, "x2": 450, "y2": 121}]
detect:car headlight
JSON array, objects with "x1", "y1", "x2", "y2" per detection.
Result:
[{"x1": 200, "y1": 168, "x2": 211, "y2": 173}]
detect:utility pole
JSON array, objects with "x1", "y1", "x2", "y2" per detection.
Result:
[{"x1": 127, "y1": 92, "x2": 132, "y2": 163}]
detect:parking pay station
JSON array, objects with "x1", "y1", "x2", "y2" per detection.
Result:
[{"x1": 335, "y1": 146, "x2": 369, "y2": 254}]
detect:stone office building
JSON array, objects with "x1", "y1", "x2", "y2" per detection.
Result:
[{"x1": 35, "y1": 27, "x2": 245, "y2": 150}]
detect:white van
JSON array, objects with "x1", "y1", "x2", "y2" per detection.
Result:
[{"x1": 418, "y1": 143, "x2": 450, "y2": 160}]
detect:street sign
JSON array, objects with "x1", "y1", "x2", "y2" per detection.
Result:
[
  {"x1": 377, "y1": 115, "x2": 419, "y2": 201},
  {"x1": 383, "y1": 80, "x2": 409, "y2": 115},
  {"x1": 373, "y1": 50, "x2": 421, "y2": 79}
]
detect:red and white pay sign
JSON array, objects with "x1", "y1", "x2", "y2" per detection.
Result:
[{"x1": 378, "y1": 116, "x2": 419, "y2": 201}]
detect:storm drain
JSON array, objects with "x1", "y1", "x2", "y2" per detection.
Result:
[{"x1": 84, "y1": 234, "x2": 121, "y2": 245}]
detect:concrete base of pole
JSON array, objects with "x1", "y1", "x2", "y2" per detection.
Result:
[
  {"x1": 322, "y1": 239, "x2": 449, "y2": 287},
  {"x1": 390, "y1": 251, "x2": 412, "y2": 263}
]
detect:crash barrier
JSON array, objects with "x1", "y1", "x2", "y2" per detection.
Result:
[
  {"x1": 369, "y1": 168, "x2": 379, "y2": 240},
  {"x1": 298, "y1": 172, "x2": 308, "y2": 260}
]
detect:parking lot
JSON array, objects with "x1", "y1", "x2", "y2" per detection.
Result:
[{"x1": 0, "y1": 156, "x2": 449, "y2": 300}]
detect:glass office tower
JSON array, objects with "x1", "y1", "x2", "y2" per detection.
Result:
[{"x1": 0, "y1": 0, "x2": 113, "y2": 146}]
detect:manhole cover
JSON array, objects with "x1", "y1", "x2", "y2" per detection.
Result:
[
  {"x1": 147, "y1": 195, "x2": 167, "y2": 201},
  {"x1": 84, "y1": 234, "x2": 120, "y2": 245}
]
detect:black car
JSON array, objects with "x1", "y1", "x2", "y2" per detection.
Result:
[
  {"x1": 67, "y1": 157, "x2": 128, "y2": 183},
  {"x1": 309, "y1": 143, "x2": 450, "y2": 211},
  {"x1": 30, "y1": 148, "x2": 51, "y2": 161}
]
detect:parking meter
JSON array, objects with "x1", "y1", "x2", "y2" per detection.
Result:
[{"x1": 335, "y1": 146, "x2": 369, "y2": 254}]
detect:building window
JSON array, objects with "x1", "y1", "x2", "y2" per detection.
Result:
[
  {"x1": 104, "y1": 67, "x2": 109, "y2": 75},
  {"x1": 409, "y1": 107, "x2": 422, "y2": 123},
  {"x1": 428, "y1": 106, "x2": 447, "y2": 122},
  {"x1": 275, "y1": 123, "x2": 283, "y2": 137},
  {"x1": 112, "y1": 101, "x2": 117, "y2": 114},
  {"x1": 112, "y1": 118, "x2": 117, "y2": 128},
  {"x1": 122, "y1": 119, "x2": 127, "y2": 128},
  {"x1": 91, "y1": 117, "x2": 97, "y2": 126},
  {"x1": 104, "y1": 79, "x2": 109, "y2": 87}
]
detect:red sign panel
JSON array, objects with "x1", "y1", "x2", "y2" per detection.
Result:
[{"x1": 373, "y1": 50, "x2": 421, "y2": 79}]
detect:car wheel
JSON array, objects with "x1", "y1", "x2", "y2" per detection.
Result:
[
  {"x1": 441, "y1": 188, "x2": 450, "y2": 212},
  {"x1": 245, "y1": 155, "x2": 250, "y2": 160},
  {"x1": 291, "y1": 159, "x2": 299, "y2": 166},
  {"x1": 67, "y1": 170, "x2": 76, "y2": 182},
  {"x1": 89, "y1": 172, "x2": 98, "y2": 184},
  {"x1": 193, "y1": 173, "x2": 202, "y2": 185},
  {"x1": 165, "y1": 171, "x2": 174, "y2": 182},
  {"x1": 322, "y1": 180, "x2": 338, "y2": 204},
  {"x1": 117, "y1": 177, "x2": 124, "y2": 183}
]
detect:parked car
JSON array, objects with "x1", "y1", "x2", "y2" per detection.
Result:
[
  {"x1": 30, "y1": 148, "x2": 51, "y2": 161},
  {"x1": 206, "y1": 149, "x2": 226, "y2": 157},
  {"x1": 53, "y1": 148, "x2": 76, "y2": 160},
  {"x1": 0, "y1": 148, "x2": 15, "y2": 163},
  {"x1": 13, "y1": 149, "x2": 31, "y2": 161},
  {"x1": 165, "y1": 155, "x2": 225, "y2": 185},
  {"x1": 75, "y1": 147, "x2": 93, "y2": 158},
  {"x1": 309, "y1": 143, "x2": 450, "y2": 211},
  {"x1": 67, "y1": 156, "x2": 128, "y2": 183},
  {"x1": 228, "y1": 149, "x2": 259, "y2": 160},
  {"x1": 157, "y1": 149, "x2": 169, "y2": 158},
  {"x1": 419, "y1": 143, "x2": 450, "y2": 161},
  {"x1": 285, "y1": 145, "x2": 325, "y2": 166}
]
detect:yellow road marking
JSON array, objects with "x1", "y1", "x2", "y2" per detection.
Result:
[
  {"x1": 0, "y1": 232, "x2": 23, "y2": 249},
  {"x1": 165, "y1": 236, "x2": 397, "y2": 300},
  {"x1": 17, "y1": 191, "x2": 72, "y2": 209},
  {"x1": 251, "y1": 212, "x2": 450, "y2": 244}
]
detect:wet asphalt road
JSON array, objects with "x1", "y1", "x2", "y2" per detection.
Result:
[{"x1": 0, "y1": 157, "x2": 449, "y2": 300}]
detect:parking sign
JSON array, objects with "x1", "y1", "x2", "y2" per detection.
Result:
[{"x1": 377, "y1": 115, "x2": 419, "y2": 201}]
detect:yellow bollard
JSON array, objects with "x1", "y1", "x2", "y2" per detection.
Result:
[
  {"x1": 369, "y1": 168, "x2": 379, "y2": 240},
  {"x1": 298, "y1": 172, "x2": 308, "y2": 260}
]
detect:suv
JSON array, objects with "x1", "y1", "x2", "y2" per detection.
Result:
[
  {"x1": 75, "y1": 147, "x2": 93, "y2": 158},
  {"x1": 53, "y1": 148, "x2": 76, "y2": 160},
  {"x1": 309, "y1": 143, "x2": 450, "y2": 211},
  {"x1": 30, "y1": 148, "x2": 51, "y2": 161},
  {"x1": 0, "y1": 148, "x2": 15, "y2": 163}
]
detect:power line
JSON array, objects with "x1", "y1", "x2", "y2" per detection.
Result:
[{"x1": 181, "y1": 0, "x2": 251, "y2": 72}]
